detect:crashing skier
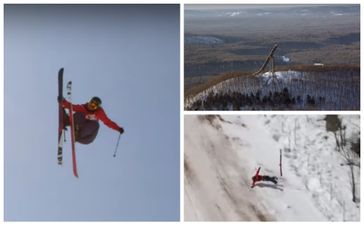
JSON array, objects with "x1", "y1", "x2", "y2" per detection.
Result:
[
  {"x1": 251, "y1": 167, "x2": 278, "y2": 188},
  {"x1": 59, "y1": 96, "x2": 124, "y2": 144}
]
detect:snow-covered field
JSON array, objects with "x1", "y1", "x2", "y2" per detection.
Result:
[
  {"x1": 185, "y1": 35, "x2": 224, "y2": 45},
  {"x1": 184, "y1": 115, "x2": 360, "y2": 221}
]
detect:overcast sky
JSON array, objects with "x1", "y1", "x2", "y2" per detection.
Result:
[{"x1": 4, "y1": 4, "x2": 180, "y2": 221}]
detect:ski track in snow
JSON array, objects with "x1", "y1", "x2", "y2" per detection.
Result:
[{"x1": 184, "y1": 115, "x2": 360, "y2": 221}]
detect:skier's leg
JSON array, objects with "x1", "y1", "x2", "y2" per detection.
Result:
[
  {"x1": 273, "y1": 176, "x2": 278, "y2": 184},
  {"x1": 76, "y1": 121, "x2": 100, "y2": 144},
  {"x1": 267, "y1": 176, "x2": 278, "y2": 184},
  {"x1": 73, "y1": 112, "x2": 86, "y2": 126},
  {"x1": 262, "y1": 176, "x2": 277, "y2": 184},
  {"x1": 70, "y1": 112, "x2": 86, "y2": 140},
  {"x1": 62, "y1": 108, "x2": 70, "y2": 127}
]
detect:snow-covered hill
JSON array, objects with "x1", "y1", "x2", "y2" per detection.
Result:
[
  {"x1": 185, "y1": 69, "x2": 360, "y2": 110},
  {"x1": 184, "y1": 115, "x2": 360, "y2": 221}
]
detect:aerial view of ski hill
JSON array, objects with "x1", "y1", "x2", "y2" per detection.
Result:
[
  {"x1": 184, "y1": 5, "x2": 360, "y2": 110},
  {"x1": 184, "y1": 115, "x2": 360, "y2": 221}
]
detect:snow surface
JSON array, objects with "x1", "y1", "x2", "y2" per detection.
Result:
[
  {"x1": 185, "y1": 36, "x2": 224, "y2": 45},
  {"x1": 227, "y1": 11, "x2": 241, "y2": 17},
  {"x1": 281, "y1": 55, "x2": 290, "y2": 63},
  {"x1": 184, "y1": 115, "x2": 360, "y2": 221}
]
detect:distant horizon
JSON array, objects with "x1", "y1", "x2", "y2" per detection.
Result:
[{"x1": 185, "y1": 4, "x2": 359, "y2": 11}]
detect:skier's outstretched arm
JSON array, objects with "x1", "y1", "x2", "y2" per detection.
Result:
[{"x1": 98, "y1": 108, "x2": 124, "y2": 133}]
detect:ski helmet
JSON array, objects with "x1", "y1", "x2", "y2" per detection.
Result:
[{"x1": 90, "y1": 96, "x2": 102, "y2": 106}]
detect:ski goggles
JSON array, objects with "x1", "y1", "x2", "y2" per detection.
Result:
[{"x1": 88, "y1": 100, "x2": 100, "y2": 110}]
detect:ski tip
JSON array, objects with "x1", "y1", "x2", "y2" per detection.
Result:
[
  {"x1": 59, "y1": 68, "x2": 64, "y2": 73},
  {"x1": 73, "y1": 169, "x2": 79, "y2": 178}
]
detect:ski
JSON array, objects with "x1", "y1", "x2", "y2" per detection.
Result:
[
  {"x1": 67, "y1": 81, "x2": 79, "y2": 178},
  {"x1": 58, "y1": 68, "x2": 64, "y2": 165}
]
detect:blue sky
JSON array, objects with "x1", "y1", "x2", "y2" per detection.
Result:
[{"x1": 4, "y1": 4, "x2": 180, "y2": 221}]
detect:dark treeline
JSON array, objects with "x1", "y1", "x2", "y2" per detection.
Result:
[
  {"x1": 187, "y1": 87, "x2": 326, "y2": 110},
  {"x1": 185, "y1": 66, "x2": 359, "y2": 110}
]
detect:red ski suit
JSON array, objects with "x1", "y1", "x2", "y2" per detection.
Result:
[{"x1": 61, "y1": 99, "x2": 121, "y2": 132}]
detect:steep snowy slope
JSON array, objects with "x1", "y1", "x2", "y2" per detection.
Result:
[{"x1": 184, "y1": 115, "x2": 360, "y2": 221}]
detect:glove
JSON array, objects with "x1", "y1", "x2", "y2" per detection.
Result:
[
  {"x1": 119, "y1": 127, "x2": 124, "y2": 134},
  {"x1": 57, "y1": 96, "x2": 64, "y2": 103}
]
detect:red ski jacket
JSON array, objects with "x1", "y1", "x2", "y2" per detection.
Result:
[
  {"x1": 251, "y1": 167, "x2": 262, "y2": 188},
  {"x1": 61, "y1": 99, "x2": 121, "y2": 132},
  {"x1": 252, "y1": 175, "x2": 263, "y2": 182}
]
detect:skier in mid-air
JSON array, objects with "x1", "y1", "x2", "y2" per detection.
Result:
[
  {"x1": 251, "y1": 167, "x2": 278, "y2": 188},
  {"x1": 59, "y1": 96, "x2": 124, "y2": 144}
]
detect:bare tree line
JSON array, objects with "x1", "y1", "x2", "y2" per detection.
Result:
[{"x1": 185, "y1": 68, "x2": 359, "y2": 110}]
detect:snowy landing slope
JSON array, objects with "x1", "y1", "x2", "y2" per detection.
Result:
[{"x1": 184, "y1": 115, "x2": 360, "y2": 221}]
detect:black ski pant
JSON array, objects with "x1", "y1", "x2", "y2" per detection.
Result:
[
  {"x1": 64, "y1": 110, "x2": 99, "y2": 144},
  {"x1": 73, "y1": 112, "x2": 100, "y2": 144},
  {"x1": 262, "y1": 176, "x2": 278, "y2": 184}
]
